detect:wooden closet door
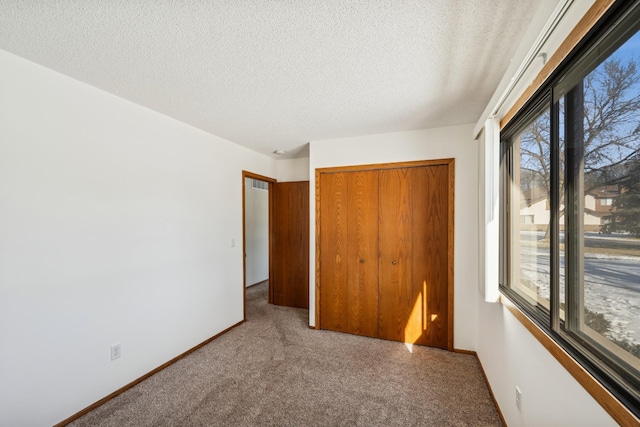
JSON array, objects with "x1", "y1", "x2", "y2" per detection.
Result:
[
  {"x1": 378, "y1": 168, "x2": 413, "y2": 343},
  {"x1": 346, "y1": 171, "x2": 379, "y2": 337},
  {"x1": 378, "y1": 166, "x2": 449, "y2": 348},
  {"x1": 319, "y1": 171, "x2": 379, "y2": 337},
  {"x1": 319, "y1": 173, "x2": 349, "y2": 332},
  {"x1": 319, "y1": 161, "x2": 451, "y2": 349},
  {"x1": 408, "y1": 165, "x2": 449, "y2": 348}
]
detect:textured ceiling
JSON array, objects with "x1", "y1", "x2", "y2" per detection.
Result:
[{"x1": 0, "y1": 1, "x2": 541, "y2": 158}]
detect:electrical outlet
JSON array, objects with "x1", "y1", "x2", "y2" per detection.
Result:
[
  {"x1": 515, "y1": 386, "x2": 522, "y2": 411},
  {"x1": 231, "y1": 238, "x2": 235, "y2": 248},
  {"x1": 110, "y1": 343, "x2": 121, "y2": 361}
]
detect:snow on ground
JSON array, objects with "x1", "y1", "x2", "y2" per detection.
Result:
[
  {"x1": 522, "y1": 250, "x2": 640, "y2": 346},
  {"x1": 584, "y1": 280, "x2": 640, "y2": 344}
]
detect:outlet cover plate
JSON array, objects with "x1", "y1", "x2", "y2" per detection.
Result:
[{"x1": 111, "y1": 343, "x2": 121, "y2": 361}]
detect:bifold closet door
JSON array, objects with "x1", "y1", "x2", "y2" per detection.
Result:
[
  {"x1": 319, "y1": 171, "x2": 379, "y2": 337},
  {"x1": 346, "y1": 171, "x2": 379, "y2": 337},
  {"x1": 418, "y1": 165, "x2": 449, "y2": 348},
  {"x1": 319, "y1": 163, "x2": 450, "y2": 349},
  {"x1": 378, "y1": 166, "x2": 449, "y2": 348},
  {"x1": 378, "y1": 168, "x2": 412, "y2": 343},
  {"x1": 319, "y1": 172, "x2": 348, "y2": 332}
]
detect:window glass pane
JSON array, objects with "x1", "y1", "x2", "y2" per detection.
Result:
[
  {"x1": 568, "y1": 31, "x2": 640, "y2": 370},
  {"x1": 510, "y1": 108, "x2": 552, "y2": 309}
]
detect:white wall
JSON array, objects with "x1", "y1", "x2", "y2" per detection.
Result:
[
  {"x1": 477, "y1": 303, "x2": 617, "y2": 426},
  {"x1": 0, "y1": 49, "x2": 277, "y2": 427},
  {"x1": 244, "y1": 178, "x2": 269, "y2": 286},
  {"x1": 276, "y1": 157, "x2": 310, "y2": 182},
  {"x1": 309, "y1": 125, "x2": 479, "y2": 351}
]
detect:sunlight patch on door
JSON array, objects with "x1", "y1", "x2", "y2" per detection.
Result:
[{"x1": 404, "y1": 280, "x2": 428, "y2": 344}]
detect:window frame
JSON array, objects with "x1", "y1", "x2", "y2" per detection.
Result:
[{"x1": 499, "y1": 0, "x2": 640, "y2": 419}]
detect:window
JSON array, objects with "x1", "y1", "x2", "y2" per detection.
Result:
[
  {"x1": 501, "y1": 1, "x2": 640, "y2": 417},
  {"x1": 506, "y1": 101, "x2": 552, "y2": 311}
]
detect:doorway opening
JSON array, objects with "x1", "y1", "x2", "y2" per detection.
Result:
[
  {"x1": 243, "y1": 171, "x2": 311, "y2": 320},
  {"x1": 242, "y1": 171, "x2": 276, "y2": 320}
]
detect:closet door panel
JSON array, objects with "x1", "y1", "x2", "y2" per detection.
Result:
[
  {"x1": 427, "y1": 165, "x2": 450, "y2": 348},
  {"x1": 403, "y1": 167, "x2": 427, "y2": 345},
  {"x1": 319, "y1": 173, "x2": 349, "y2": 332},
  {"x1": 378, "y1": 168, "x2": 413, "y2": 343},
  {"x1": 409, "y1": 166, "x2": 449, "y2": 348},
  {"x1": 346, "y1": 170, "x2": 379, "y2": 337}
]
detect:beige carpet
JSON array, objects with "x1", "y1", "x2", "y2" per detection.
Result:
[{"x1": 70, "y1": 282, "x2": 502, "y2": 426}]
